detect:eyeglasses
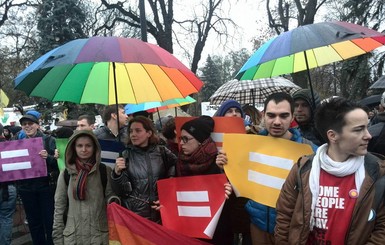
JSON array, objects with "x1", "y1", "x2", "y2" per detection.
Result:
[
  {"x1": 179, "y1": 136, "x2": 195, "y2": 143},
  {"x1": 21, "y1": 121, "x2": 35, "y2": 126}
]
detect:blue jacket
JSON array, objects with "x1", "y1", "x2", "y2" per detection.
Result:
[{"x1": 245, "y1": 128, "x2": 318, "y2": 233}]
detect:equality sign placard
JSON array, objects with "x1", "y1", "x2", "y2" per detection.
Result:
[
  {"x1": 158, "y1": 174, "x2": 228, "y2": 239},
  {"x1": 0, "y1": 138, "x2": 47, "y2": 182},
  {"x1": 175, "y1": 117, "x2": 245, "y2": 150},
  {"x1": 223, "y1": 134, "x2": 314, "y2": 208},
  {"x1": 99, "y1": 139, "x2": 126, "y2": 170}
]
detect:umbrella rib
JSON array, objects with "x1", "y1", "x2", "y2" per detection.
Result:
[
  {"x1": 123, "y1": 62, "x2": 139, "y2": 103},
  {"x1": 44, "y1": 66, "x2": 73, "y2": 101},
  {"x1": 73, "y1": 63, "x2": 96, "y2": 104},
  {"x1": 157, "y1": 66, "x2": 189, "y2": 100},
  {"x1": 141, "y1": 63, "x2": 166, "y2": 101}
]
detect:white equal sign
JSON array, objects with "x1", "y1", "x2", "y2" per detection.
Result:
[
  {"x1": 176, "y1": 191, "x2": 211, "y2": 217},
  {"x1": 248, "y1": 152, "x2": 294, "y2": 190},
  {"x1": 1, "y1": 149, "x2": 31, "y2": 171},
  {"x1": 100, "y1": 150, "x2": 120, "y2": 169},
  {"x1": 210, "y1": 132, "x2": 223, "y2": 150}
]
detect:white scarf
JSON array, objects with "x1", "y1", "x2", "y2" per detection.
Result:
[{"x1": 308, "y1": 144, "x2": 365, "y2": 230}]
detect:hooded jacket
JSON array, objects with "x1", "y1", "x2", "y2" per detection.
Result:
[
  {"x1": 275, "y1": 153, "x2": 385, "y2": 244},
  {"x1": 52, "y1": 131, "x2": 116, "y2": 245},
  {"x1": 292, "y1": 89, "x2": 324, "y2": 146}
]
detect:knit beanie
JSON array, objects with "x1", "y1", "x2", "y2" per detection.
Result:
[
  {"x1": 181, "y1": 116, "x2": 215, "y2": 143},
  {"x1": 214, "y1": 100, "x2": 244, "y2": 117}
]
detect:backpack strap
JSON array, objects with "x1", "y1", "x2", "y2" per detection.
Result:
[
  {"x1": 99, "y1": 163, "x2": 107, "y2": 196},
  {"x1": 64, "y1": 169, "x2": 70, "y2": 186}
]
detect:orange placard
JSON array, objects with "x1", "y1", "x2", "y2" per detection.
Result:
[{"x1": 175, "y1": 117, "x2": 245, "y2": 149}]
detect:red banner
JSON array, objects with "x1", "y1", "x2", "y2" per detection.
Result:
[
  {"x1": 107, "y1": 202, "x2": 209, "y2": 245},
  {"x1": 0, "y1": 138, "x2": 47, "y2": 182},
  {"x1": 157, "y1": 174, "x2": 228, "y2": 239}
]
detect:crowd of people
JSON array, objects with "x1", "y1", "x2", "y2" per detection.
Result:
[{"x1": 1, "y1": 89, "x2": 385, "y2": 245}]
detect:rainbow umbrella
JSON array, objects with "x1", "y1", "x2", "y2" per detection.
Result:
[
  {"x1": 236, "y1": 21, "x2": 385, "y2": 103},
  {"x1": 124, "y1": 96, "x2": 196, "y2": 114},
  {"x1": 14, "y1": 37, "x2": 203, "y2": 105}
]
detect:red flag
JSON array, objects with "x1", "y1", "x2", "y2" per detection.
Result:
[
  {"x1": 157, "y1": 174, "x2": 228, "y2": 239},
  {"x1": 0, "y1": 138, "x2": 46, "y2": 182},
  {"x1": 107, "y1": 202, "x2": 209, "y2": 245}
]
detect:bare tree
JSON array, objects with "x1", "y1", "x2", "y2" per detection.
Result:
[
  {"x1": 99, "y1": 0, "x2": 235, "y2": 74},
  {"x1": 266, "y1": 0, "x2": 329, "y2": 34},
  {"x1": 0, "y1": 0, "x2": 29, "y2": 28},
  {"x1": 174, "y1": 0, "x2": 236, "y2": 73}
]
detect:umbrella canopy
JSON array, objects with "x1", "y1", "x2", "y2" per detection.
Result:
[
  {"x1": 369, "y1": 76, "x2": 385, "y2": 90},
  {"x1": 124, "y1": 96, "x2": 196, "y2": 114},
  {"x1": 55, "y1": 119, "x2": 78, "y2": 127},
  {"x1": 14, "y1": 36, "x2": 203, "y2": 105},
  {"x1": 236, "y1": 21, "x2": 385, "y2": 80},
  {"x1": 209, "y1": 77, "x2": 301, "y2": 105},
  {"x1": 358, "y1": 94, "x2": 381, "y2": 107}
]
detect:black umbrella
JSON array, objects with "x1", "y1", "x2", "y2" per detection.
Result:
[
  {"x1": 358, "y1": 94, "x2": 381, "y2": 107},
  {"x1": 369, "y1": 76, "x2": 385, "y2": 89}
]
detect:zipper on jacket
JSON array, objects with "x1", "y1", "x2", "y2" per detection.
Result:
[
  {"x1": 145, "y1": 151, "x2": 155, "y2": 220},
  {"x1": 298, "y1": 162, "x2": 307, "y2": 244}
]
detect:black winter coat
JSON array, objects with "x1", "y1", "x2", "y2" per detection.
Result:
[{"x1": 111, "y1": 144, "x2": 176, "y2": 222}]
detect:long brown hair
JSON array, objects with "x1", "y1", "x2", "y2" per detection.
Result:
[{"x1": 126, "y1": 116, "x2": 159, "y2": 145}]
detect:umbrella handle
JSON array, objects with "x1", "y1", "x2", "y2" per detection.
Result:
[
  {"x1": 303, "y1": 51, "x2": 317, "y2": 109},
  {"x1": 112, "y1": 62, "x2": 122, "y2": 144}
]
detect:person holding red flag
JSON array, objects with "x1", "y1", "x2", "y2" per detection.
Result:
[{"x1": 178, "y1": 116, "x2": 233, "y2": 245}]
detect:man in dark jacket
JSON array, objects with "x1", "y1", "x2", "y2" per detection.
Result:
[
  {"x1": 94, "y1": 105, "x2": 128, "y2": 142},
  {"x1": 292, "y1": 89, "x2": 324, "y2": 146},
  {"x1": 15, "y1": 113, "x2": 58, "y2": 245},
  {"x1": 217, "y1": 93, "x2": 318, "y2": 245},
  {"x1": 368, "y1": 91, "x2": 385, "y2": 156}
]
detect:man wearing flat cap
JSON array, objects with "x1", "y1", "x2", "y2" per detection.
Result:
[{"x1": 14, "y1": 111, "x2": 58, "y2": 245}]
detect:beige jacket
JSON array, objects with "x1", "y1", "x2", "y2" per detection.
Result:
[{"x1": 52, "y1": 131, "x2": 116, "y2": 245}]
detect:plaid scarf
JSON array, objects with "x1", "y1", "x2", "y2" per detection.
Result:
[
  {"x1": 73, "y1": 158, "x2": 95, "y2": 200},
  {"x1": 177, "y1": 137, "x2": 218, "y2": 176}
]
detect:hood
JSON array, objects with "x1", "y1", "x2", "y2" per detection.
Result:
[
  {"x1": 214, "y1": 99, "x2": 244, "y2": 117},
  {"x1": 65, "y1": 130, "x2": 101, "y2": 172},
  {"x1": 292, "y1": 89, "x2": 320, "y2": 117}
]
